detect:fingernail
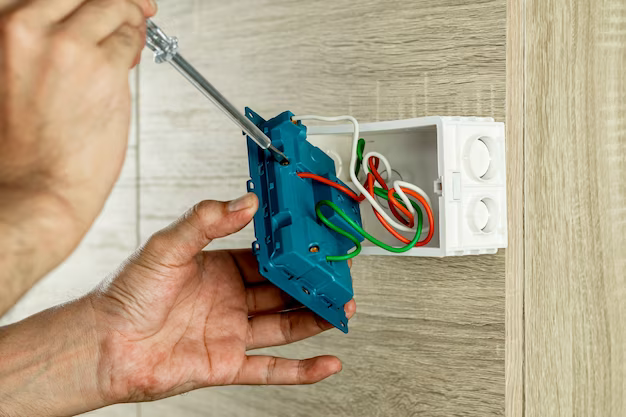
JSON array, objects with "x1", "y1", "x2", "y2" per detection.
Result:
[
  {"x1": 228, "y1": 193, "x2": 256, "y2": 212},
  {"x1": 148, "y1": 0, "x2": 158, "y2": 13}
]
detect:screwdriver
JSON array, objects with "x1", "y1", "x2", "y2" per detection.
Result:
[{"x1": 145, "y1": 19, "x2": 289, "y2": 165}]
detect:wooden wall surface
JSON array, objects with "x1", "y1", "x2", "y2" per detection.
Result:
[{"x1": 509, "y1": 0, "x2": 626, "y2": 416}]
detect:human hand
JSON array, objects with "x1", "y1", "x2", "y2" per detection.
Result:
[
  {"x1": 0, "y1": 0, "x2": 157, "y2": 310},
  {"x1": 0, "y1": 193, "x2": 355, "y2": 416},
  {"x1": 90, "y1": 193, "x2": 356, "y2": 403}
]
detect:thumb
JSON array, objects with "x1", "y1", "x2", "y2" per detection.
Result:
[{"x1": 144, "y1": 193, "x2": 258, "y2": 265}]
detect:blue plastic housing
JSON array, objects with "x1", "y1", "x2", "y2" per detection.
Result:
[{"x1": 245, "y1": 108, "x2": 363, "y2": 333}]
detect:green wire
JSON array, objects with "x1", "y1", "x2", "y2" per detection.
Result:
[
  {"x1": 354, "y1": 138, "x2": 366, "y2": 176},
  {"x1": 316, "y1": 189, "x2": 424, "y2": 261},
  {"x1": 315, "y1": 207, "x2": 363, "y2": 262}
]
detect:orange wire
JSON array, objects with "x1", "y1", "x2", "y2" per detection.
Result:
[
  {"x1": 368, "y1": 157, "x2": 413, "y2": 228},
  {"x1": 297, "y1": 172, "x2": 365, "y2": 202},
  {"x1": 387, "y1": 188, "x2": 435, "y2": 246},
  {"x1": 369, "y1": 158, "x2": 388, "y2": 190},
  {"x1": 297, "y1": 170, "x2": 412, "y2": 224},
  {"x1": 366, "y1": 174, "x2": 435, "y2": 246}
]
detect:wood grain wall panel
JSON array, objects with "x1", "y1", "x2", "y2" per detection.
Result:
[
  {"x1": 523, "y1": 0, "x2": 626, "y2": 416},
  {"x1": 505, "y1": 0, "x2": 525, "y2": 415},
  {"x1": 139, "y1": 1, "x2": 507, "y2": 416}
]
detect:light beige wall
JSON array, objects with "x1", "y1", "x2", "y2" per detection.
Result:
[{"x1": 508, "y1": 0, "x2": 626, "y2": 416}]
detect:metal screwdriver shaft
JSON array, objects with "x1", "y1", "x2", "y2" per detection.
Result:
[{"x1": 145, "y1": 20, "x2": 289, "y2": 164}]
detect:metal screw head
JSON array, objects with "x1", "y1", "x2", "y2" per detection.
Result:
[{"x1": 145, "y1": 20, "x2": 179, "y2": 64}]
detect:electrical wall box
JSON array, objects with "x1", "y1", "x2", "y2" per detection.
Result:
[{"x1": 307, "y1": 116, "x2": 508, "y2": 257}]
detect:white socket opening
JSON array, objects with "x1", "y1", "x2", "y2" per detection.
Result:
[
  {"x1": 465, "y1": 136, "x2": 500, "y2": 181},
  {"x1": 477, "y1": 197, "x2": 499, "y2": 234}
]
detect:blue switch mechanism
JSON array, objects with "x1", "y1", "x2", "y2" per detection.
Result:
[{"x1": 245, "y1": 109, "x2": 363, "y2": 333}]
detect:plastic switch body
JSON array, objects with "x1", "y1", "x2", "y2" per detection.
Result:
[{"x1": 245, "y1": 108, "x2": 363, "y2": 333}]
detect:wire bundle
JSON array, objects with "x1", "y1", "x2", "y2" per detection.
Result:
[{"x1": 292, "y1": 115, "x2": 435, "y2": 261}]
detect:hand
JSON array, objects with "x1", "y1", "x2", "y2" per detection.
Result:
[
  {"x1": 0, "y1": 0, "x2": 157, "y2": 311},
  {"x1": 0, "y1": 193, "x2": 356, "y2": 416},
  {"x1": 90, "y1": 193, "x2": 356, "y2": 403}
]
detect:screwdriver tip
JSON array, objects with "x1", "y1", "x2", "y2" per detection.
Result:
[{"x1": 268, "y1": 145, "x2": 290, "y2": 165}]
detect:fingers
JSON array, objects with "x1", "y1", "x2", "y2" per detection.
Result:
[
  {"x1": 62, "y1": 0, "x2": 144, "y2": 44},
  {"x1": 144, "y1": 194, "x2": 259, "y2": 266},
  {"x1": 246, "y1": 285, "x2": 302, "y2": 316},
  {"x1": 247, "y1": 300, "x2": 357, "y2": 350},
  {"x1": 235, "y1": 355, "x2": 342, "y2": 385},
  {"x1": 247, "y1": 310, "x2": 330, "y2": 350},
  {"x1": 100, "y1": 23, "x2": 145, "y2": 69},
  {"x1": 27, "y1": 0, "x2": 156, "y2": 26}
]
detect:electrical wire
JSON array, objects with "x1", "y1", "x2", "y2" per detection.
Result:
[
  {"x1": 378, "y1": 186, "x2": 435, "y2": 247},
  {"x1": 297, "y1": 145, "x2": 436, "y2": 246},
  {"x1": 354, "y1": 138, "x2": 366, "y2": 177},
  {"x1": 314, "y1": 204, "x2": 363, "y2": 262},
  {"x1": 297, "y1": 172, "x2": 364, "y2": 202},
  {"x1": 297, "y1": 169, "x2": 414, "y2": 227},
  {"x1": 298, "y1": 171, "x2": 434, "y2": 256},
  {"x1": 316, "y1": 197, "x2": 423, "y2": 256},
  {"x1": 368, "y1": 154, "x2": 389, "y2": 191},
  {"x1": 362, "y1": 152, "x2": 433, "y2": 210},
  {"x1": 368, "y1": 157, "x2": 413, "y2": 228},
  {"x1": 364, "y1": 164, "x2": 435, "y2": 246},
  {"x1": 292, "y1": 115, "x2": 418, "y2": 234},
  {"x1": 292, "y1": 115, "x2": 437, "y2": 260}
]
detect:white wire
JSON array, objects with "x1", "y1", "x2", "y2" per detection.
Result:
[
  {"x1": 363, "y1": 154, "x2": 433, "y2": 231},
  {"x1": 292, "y1": 114, "x2": 431, "y2": 234},
  {"x1": 362, "y1": 152, "x2": 393, "y2": 188},
  {"x1": 361, "y1": 151, "x2": 432, "y2": 208},
  {"x1": 362, "y1": 152, "x2": 415, "y2": 217},
  {"x1": 394, "y1": 181, "x2": 433, "y2": 213}
]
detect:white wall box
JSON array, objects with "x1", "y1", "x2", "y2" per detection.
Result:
[{"x1": 307, "y1": 116, "x2": 508, "y2": 257}]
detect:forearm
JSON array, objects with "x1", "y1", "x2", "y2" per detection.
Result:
[
  {"x1": 0, "y1": 187, "x2": 82, "y2": 314},
  {"x1": 0, "y1": 298, "x2": 107, "y2": 417}
]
